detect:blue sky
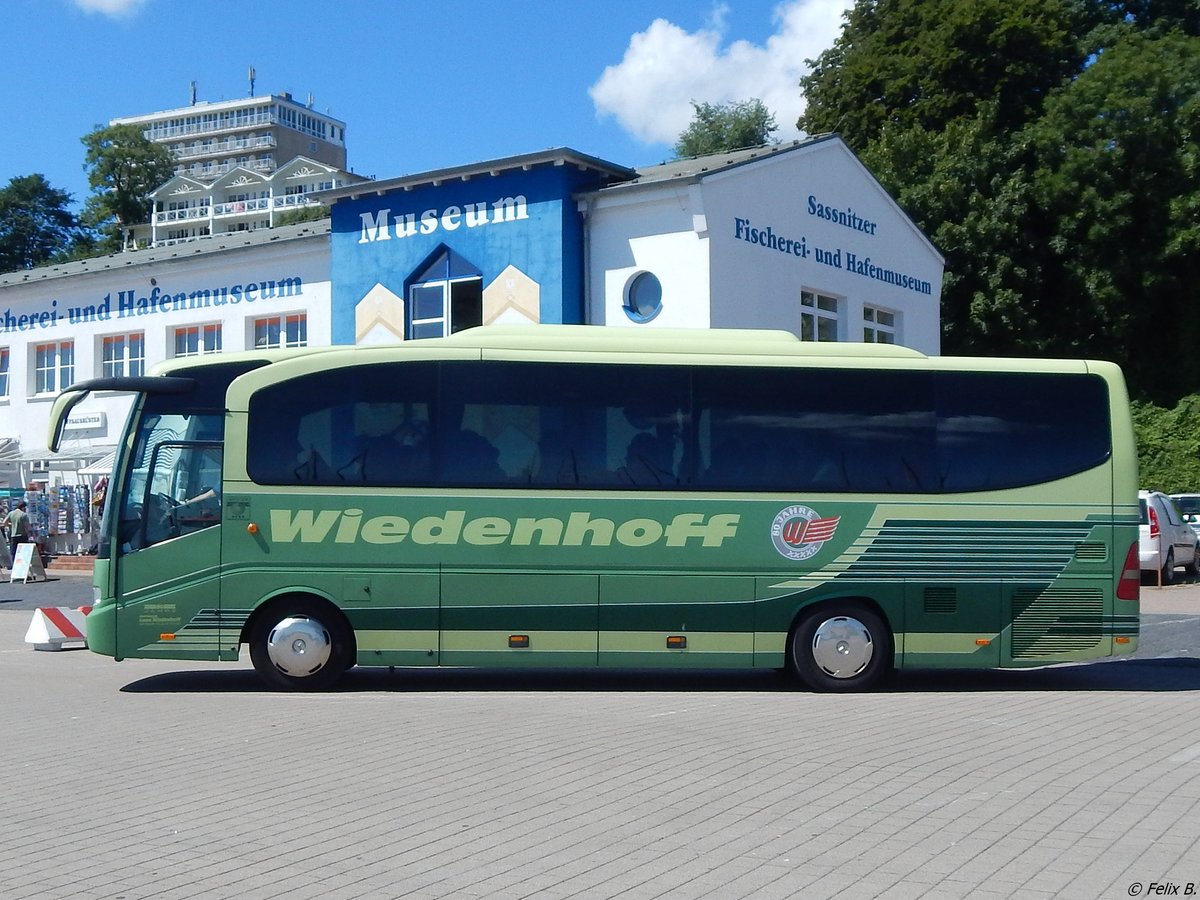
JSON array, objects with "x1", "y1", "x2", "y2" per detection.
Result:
[{"x1": 1, "y1": 0, "x2": 850, "y2": 212}]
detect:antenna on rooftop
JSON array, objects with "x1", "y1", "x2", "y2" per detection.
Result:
[{"x1": 248, "y1": 66, "x2": 256, "y2": 97}]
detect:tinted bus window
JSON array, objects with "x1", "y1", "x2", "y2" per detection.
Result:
[
  {"x1": 248, "y1": 362, "x2": 438, "y2": 485},
  {"x1": 246, "y1": 362, "x2": 1110, "y2": 493},
  {"x1": 694, "y1": 367, "x2": 936, "y2": 493},
  {"x1": 248, "y1": 361, "x2": 691, "y2": 489},
  {"x1": 934, "y1": 372, "x2": 1110, "y2": 492}
]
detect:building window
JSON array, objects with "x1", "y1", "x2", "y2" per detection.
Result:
[
  {"x1": 101, "y1": 333, "x2": 145, "y2": 377},
  {"x1": 407, "y1": 248, "x2": 483, "y2": 340},
  {"x1": 800, "y1": 290, "x2": 839, "y2": 341},
  {"x1": 254, "y1": 313, "x2": 307, "y2": 349},
  {"x1": 173, "y1": 324, "x2": 222, "y2": 357},
  {"x1": 864, "y1": 306, "x2": 897, "y2": 344},
  {"x1": 623, "y1": 271, "x2": 663, "y2": 323},
  {"x1": 34, "y1": 341, "x2": 74, "y2": 394},
  {"x1": 0, "y1": 347, "x2": 8, "y2": 399}
]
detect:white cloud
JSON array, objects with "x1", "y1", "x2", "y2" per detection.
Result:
[
  {"x1": 73, "y1": 0, "x2": 149, "y2": 17},
  {"x1": 590, "y1": 0, "x2": 848, "y2": 147}
]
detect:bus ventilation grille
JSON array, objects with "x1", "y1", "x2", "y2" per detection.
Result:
[
  {"x1": 923, "y1": 587, "x2": 957, "y2": 615},
  {"x1": 1074, "y1": 542, "x2": 1108, "y2": 562},
  {"x1": 1010, "y1": 588, "x2": 1103, "y2": 658}
]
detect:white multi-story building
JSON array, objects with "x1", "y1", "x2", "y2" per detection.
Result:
[
  {"x1": 111, "y1": 91, "x2": 348, "y2": 182},
  {"x1": 139, "y1": 156, "x2": 370, "y2": 247},
  {"x1": 112, "y1": 90, "x2": 365, "y2": 249}
]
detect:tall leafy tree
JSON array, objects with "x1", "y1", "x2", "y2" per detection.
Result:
[
  {"x1": 81, "y1": 123, "x2": 176, "y2": 251},
  {"x1": 800, "y1": 0, "x2": 1200, "y2": 405},
  {"x1": 1023, "y1": 30, "x2": 1200, "y2": 401},
  {"x1": 798, "y1": 0, "x2": 1102, "y2": 150},
  {"x1": 0, "y1": 174, "x2": 82, "y2": 273},
  {"x1": 674, "y1": 99, "x2": 778, "y2": 158}
]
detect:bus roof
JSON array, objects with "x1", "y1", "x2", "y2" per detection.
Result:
[
  {"x1": 437, "y1": 325, "x2": 928, "y2": 358},
  {"x1": 146, "y1": 345, "x2": 339, "y2": 377}
]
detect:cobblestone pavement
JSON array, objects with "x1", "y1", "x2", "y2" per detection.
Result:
[{"x1": 0, "y1": 582, "x2": 1196, "y2": 899}]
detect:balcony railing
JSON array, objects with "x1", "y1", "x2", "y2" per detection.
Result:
[
  {"x1": 153, "y1": 206, "x2": 211, "y2": 225},
  {"x1": 145, "y1": 112, "x2": 275, "y2": 141},
  {"x1": 174, "y1": 134, "x2": 276, "y2": 160},
  {"x1": 273, "y1": 193, "x2": 320, "y2": 209},
  {"x1": 174, "y1": 159, "x2": 277, "y2": 180},
  {"x1": 212, "y1": 197, "x2": 271, "y2": 217}
]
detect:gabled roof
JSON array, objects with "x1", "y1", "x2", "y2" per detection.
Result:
[
  {"x1": 210, "y1": 166, "x2": 270, "y2": 192},
  {"x1": 318, "y1": 147, "x2": 637, "y2": 204},
  {"x1": 624, "y1": 135, "x2": 839, "y2": 187},
  {"x1": 274, "y1": 156, "x2": 341, "y2": 180},
  {"x1": 149, "y1": 174, "x2": 210, "y2": 200},
  {"x1": 592, "y1": 134, "x2": 944, "y2": 264}
]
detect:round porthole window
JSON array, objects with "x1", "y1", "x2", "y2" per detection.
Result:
[{"x1": 623, "y1": 271, "x2": 663, "y2": 323}]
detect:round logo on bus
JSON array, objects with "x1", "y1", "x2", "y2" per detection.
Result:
[{"x1": 771, "y1": 505, "x2": 842, "y2": 561}]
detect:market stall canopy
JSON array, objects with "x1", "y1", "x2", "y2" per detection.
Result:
[{"x1": 80, "y1": 450, "x2": 117, "y2": 477}]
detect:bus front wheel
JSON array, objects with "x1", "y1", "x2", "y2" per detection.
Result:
[
  {"x1": 248, "y1": 598, "x2": 354, "y2": 691},
  {"x1": 789, "y1": 604, "x2": 891, "y2": 692}
]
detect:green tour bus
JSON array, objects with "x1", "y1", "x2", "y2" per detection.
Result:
[{"x1": 49, "y1": 325, "x2": 1140, "y2": 691}]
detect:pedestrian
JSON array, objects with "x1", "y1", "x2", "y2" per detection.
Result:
[{"x1": 3, "y1": 500, "x2": 31, "y2": 564}]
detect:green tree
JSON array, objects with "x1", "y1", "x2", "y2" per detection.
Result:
[
  {"x1": 0, "y1": 174, "x2": 82, "y2": 273},
  {"x1": 1021, "y1": 30, "x2": 1200, "y2": 401},
  {"x1": 1133, "y1": 395, "x2": 1200, "y2": 493},
  {"x1": 81, "y1": 123, "x2": 176, "y2": 252},
  {"x1": 798, "y1": 0, "x2": 1102, "y2": 150},
  {"x1": 802, "y1": 0, "x2": 1200, "y2": 406},
  {"x1": 673, "y1": 99, "x2": 778, "y2": 158}
]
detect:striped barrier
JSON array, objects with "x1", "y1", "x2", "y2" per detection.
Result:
[{"x1": 24, "y1": 606, "x2": 92, "y2": 652}]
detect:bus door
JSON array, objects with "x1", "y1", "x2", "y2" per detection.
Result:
[{"x1": 113, "y1": 436, "x2": 226, "y2": 661}]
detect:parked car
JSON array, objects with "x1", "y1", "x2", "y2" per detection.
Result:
[
  {"x1": 1140, "y1": 490, "x2": 1199, "y2": 584},
  {"x1": 1169, "y1": 493, "x2": 1200, "y2": 538}
]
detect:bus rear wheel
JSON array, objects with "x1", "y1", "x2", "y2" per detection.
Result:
[
  {"x1": 249, "y1": 598, "x2": 353, "y2": 691},
  {"x1": 790, "y1": 604, "x2": 890, "y2": 692}
]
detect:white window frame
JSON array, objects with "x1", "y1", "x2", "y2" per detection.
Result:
[
  {"x1": 409, "y1": 276, "x2": 483, "y2": 340},
  {"x1": 101, "y1": 332, "x2": 145, "y2": 377},
  {"x1": 33, "y1": 340, "x2": 74, "y2": 395},
  {"x1": 253, "y1": 312, "x2": 308, "y2": 349},
  {"x1": 173, "y1": 323, "x2": 222, "y2": 358},
  {"x1": 800, "y1": 290, "x2": 840, "y2": 342},
  {"x1": 0, "y1": 346, "x2": 9, "y2": 399},
  {"x1": 863, "y1": 305, "x2": 898, "y2": 344}
]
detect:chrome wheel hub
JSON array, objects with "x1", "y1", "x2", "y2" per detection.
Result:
[
  {"x1": 811, "y1": 615, "x2": 874, "y2": 679},
  {"x1": 266, "y1": 616, "x2": 332, "y2": 677}
]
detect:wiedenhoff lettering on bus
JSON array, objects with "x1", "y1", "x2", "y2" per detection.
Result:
[
  {"x1": 0, "y1": 276, "x2": 304, "y2": 334},
  {"x1": 270, "y1": 509, "x2": 741, "y2": 548},
  {"x1": 358, "y1": 196, "x2": 529, "y2": 243}
]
